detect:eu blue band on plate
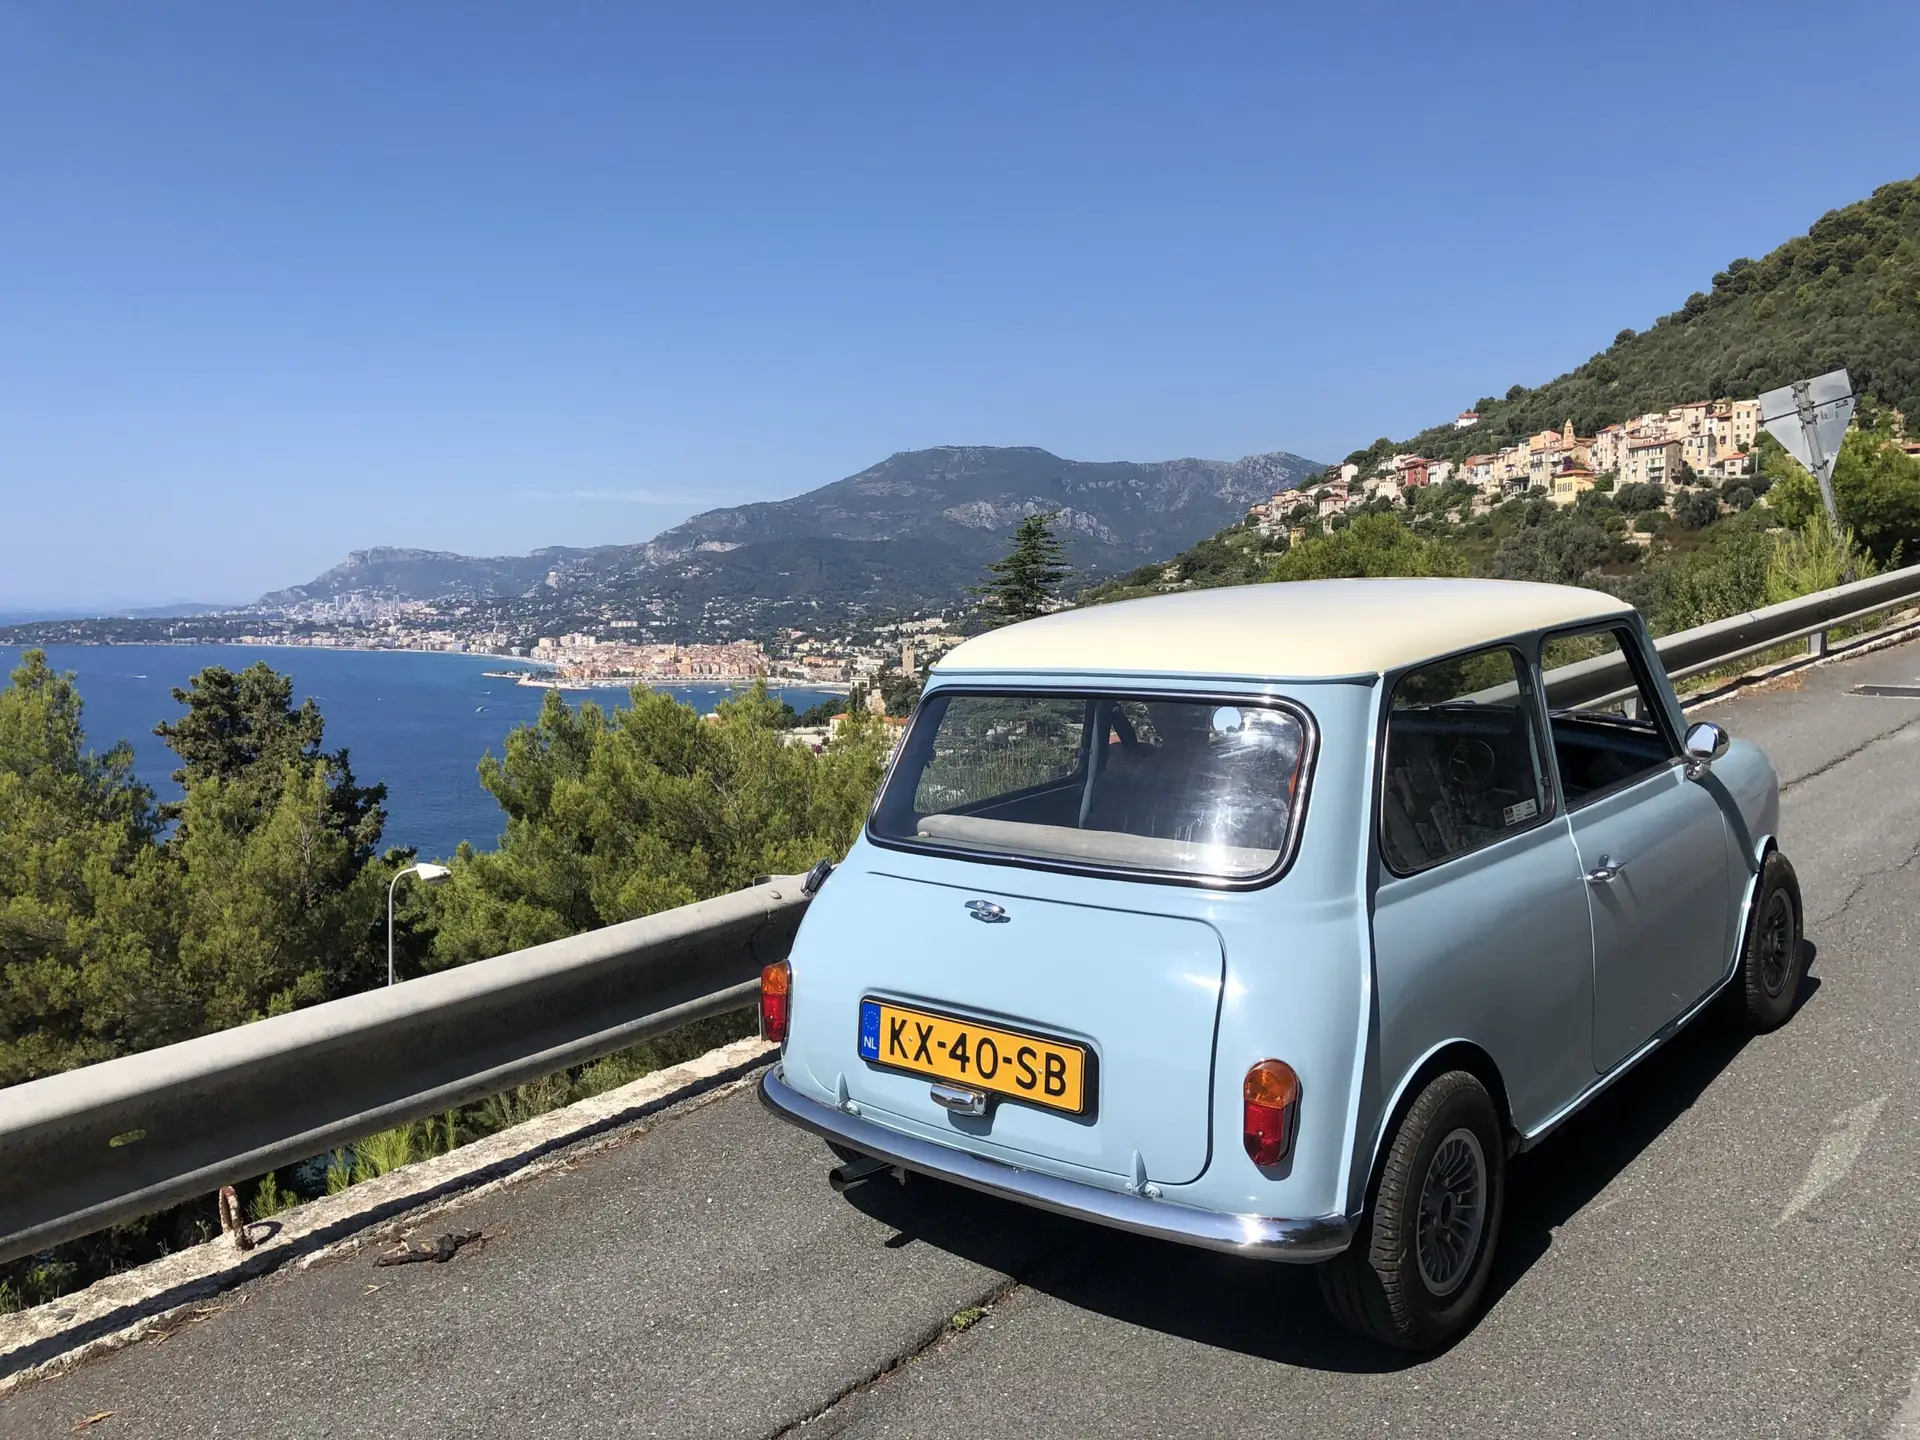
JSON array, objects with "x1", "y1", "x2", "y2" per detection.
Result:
[{"x1": 858, "y1": 999, "x2": 882, "y2": 1061}]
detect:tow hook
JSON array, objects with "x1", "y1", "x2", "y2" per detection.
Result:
[{"x1": 829, "y1": 1155, "x2": 906, "y2": 1193}]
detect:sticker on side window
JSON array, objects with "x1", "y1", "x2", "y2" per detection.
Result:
[{"x1": 1502, "y1": 798, "x2": 1539, "y2": 826}]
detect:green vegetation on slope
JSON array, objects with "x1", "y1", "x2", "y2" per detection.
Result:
[
  {"x1": 1268, "y1": 512, "x2": 1468, "y2": 582},
  {"x1": 1083, "y1": 518, "x2": 1290, "y2": 605},
  {"x1": 1077, "y1": 420, "x2": 1920, "y2": 639}
]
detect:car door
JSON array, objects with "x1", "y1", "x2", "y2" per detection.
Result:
[
  {"x1": 1370, "y1": 643, "x2": 1597, "y2": 1134},
  {"x1": 1539, "y1": 622, "x2": 1731, "y2": 1072}
]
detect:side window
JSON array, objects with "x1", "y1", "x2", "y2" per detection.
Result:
[
  {"x1": 1380, "y1": 646, "x2": 1551, "y2": 875},
  {"x1": 1539, "y1": 625, "x2": 1676, "y2": 806}
]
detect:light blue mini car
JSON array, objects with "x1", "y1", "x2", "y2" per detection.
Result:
[{"x1": 760, "y1": 578, "x2": 1803, "y2": 1348}]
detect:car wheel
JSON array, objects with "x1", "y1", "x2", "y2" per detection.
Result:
[
  {"x1": 1733, "y1": 849, "x2": 1804, "y2": 1031},
  {"x1": 1317, "y1": 1070, "x2": 1505, "y2": 1350}
]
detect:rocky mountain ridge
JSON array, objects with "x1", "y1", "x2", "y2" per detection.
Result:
[{"x1": 257, "y1": 444, "x2": 1321, "y2": 627}]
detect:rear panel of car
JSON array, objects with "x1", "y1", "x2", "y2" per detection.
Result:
[{"x1": 777, "y1": 672, "x2": 1380, "y2": 1225}]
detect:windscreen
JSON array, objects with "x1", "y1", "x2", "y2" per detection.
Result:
[{"x1": 870, "y1": 691, "x2": 1309, "y2": 881}]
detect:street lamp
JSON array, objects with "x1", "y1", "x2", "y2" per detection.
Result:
[{"x1": 388, "y1": 863, "x2": 452, "y2": 986}]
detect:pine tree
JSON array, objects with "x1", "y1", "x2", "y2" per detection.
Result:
[
  {"x1": 156, "y1": 661, "x2": 394, "y2": 1014},
  {"x1": 0, "y1": 651, "x2": 185, "y2": 1082},
  {"x1": 424, "y1": 682, "x2": 891, "y2": 967},
  {"x1": 973, "y1": 513, "x2": 1070, "y2": 626},
  {"x1": 156, "y1": 662, "x2": 386, "y2": 861}
]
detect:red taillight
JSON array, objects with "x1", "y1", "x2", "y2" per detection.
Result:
[
  {"x1": 1243, "y1": 1059, "x2": 1299, "y2": 1166},
  {"x1": 760, "y1": 961, "x2": 791, "y2": 1045}
]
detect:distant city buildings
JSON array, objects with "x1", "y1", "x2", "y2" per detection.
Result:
[{"x1": 530, "y1": 634, "x2": 770, "y2": 683}]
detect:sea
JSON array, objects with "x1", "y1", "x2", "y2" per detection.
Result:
[{"x1": 0, "y1": 645, "x2": 840, "y2": 860}]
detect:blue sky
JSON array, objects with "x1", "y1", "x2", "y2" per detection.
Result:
[{"x1": 3, "y1": 2, "x2": 1917, "y2": 610}]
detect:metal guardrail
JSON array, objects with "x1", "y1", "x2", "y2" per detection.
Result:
[
  {"x1": 1545, "y1": 558, "x2": 1920, "y2": 710},
  {"x1": 6, "y1": 561, "x2": 1920, "y2": 1272},
  {"x1": 0, "y1": 876, "x2": 809, "y2": 1267}
]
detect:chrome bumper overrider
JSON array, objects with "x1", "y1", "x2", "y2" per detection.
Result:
[{"x1": 758, "y1": 1066, "x2": 1354, "y2": 1262}]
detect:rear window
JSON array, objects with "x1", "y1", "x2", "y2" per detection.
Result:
[{"x1": 869, "y1": 691, "x2": 1311, "y2": 882}]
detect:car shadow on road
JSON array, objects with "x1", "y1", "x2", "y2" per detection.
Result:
[
  {"x1": 1486, "y1": 963, "x2": 1819, "y2": 1313},
  {"x1": 842, "y1": 954, "x2": 1824, "y2": 1374}
]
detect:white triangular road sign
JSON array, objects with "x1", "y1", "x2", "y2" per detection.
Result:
[{"x1": 1759, "y1": 368, "x2": 1853, "y2": 486}]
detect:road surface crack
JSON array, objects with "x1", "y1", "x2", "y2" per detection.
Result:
[
  {"x1": 1780, "y1": 712, "x2": 1920, "y2": 796},
  {"x1": 1810, "y1": 832, "x2": 1920, "y2": 929},
  {"x1": 764, "y1": 1276, "x2": 1025, "y2": 1438}
]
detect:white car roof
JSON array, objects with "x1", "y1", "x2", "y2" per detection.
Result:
[{"x1": 935, "y1": 578, "x2": 1635, "y2": 682}]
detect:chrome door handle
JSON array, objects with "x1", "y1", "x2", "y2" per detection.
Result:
[{"x1": 1585, "y1": 856, "x2": 1627, "y2": 885}]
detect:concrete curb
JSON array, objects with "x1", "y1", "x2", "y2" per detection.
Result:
[{"x1": 0, "y1": 1035, "x2": 776, "y2": 1395}]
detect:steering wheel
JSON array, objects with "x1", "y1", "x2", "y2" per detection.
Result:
[{"x1": 1446, "y1": 738, "x2": 1498, "y2": 787}]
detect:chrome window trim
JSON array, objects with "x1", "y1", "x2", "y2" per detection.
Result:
[
  {"x1": 865, "y1": 683, "x2": 1320, "y2": 892},
  {"x1": 1537, "y1": 619, "x2": 1684, "y2": 813}
]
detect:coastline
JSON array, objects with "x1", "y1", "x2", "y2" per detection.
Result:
[
  {"x1": 2, "y1": 638, "x2": 565, "y2": 668},
  {"x1": 3, "y1": 638, "x2": 850, "y2": 697},
  {"x1": 515, "y1": 673, "x2": 849, "y2": 695},
  {"x1": 214, "y1": 643, "x2": 567, "y2": 667}
]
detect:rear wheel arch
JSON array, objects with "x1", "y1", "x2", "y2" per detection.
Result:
[
  {"x1": 1723, "y1": 833, "x2": 1781, "y2": 976},
  {"x1": 1360, "y1": 1041, "x2": 1516, "y2": 1211}
]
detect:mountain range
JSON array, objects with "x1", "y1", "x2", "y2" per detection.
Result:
[{"x1": 260, "y1": 445, "x2": 1322, "y2": 629}]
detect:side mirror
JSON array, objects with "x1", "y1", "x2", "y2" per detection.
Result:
[{"x1": 1684, "y1": 721, "x2": 1729, "y2": 779}]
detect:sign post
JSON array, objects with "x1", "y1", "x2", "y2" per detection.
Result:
[{"x1": 1758, "y1": 368, "x2": 1854, "y2": 530}]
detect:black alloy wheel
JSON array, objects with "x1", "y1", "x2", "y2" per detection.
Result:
[
  {"x1": 1317, "y1": 1069, "x2": 1506, "y2": 1350},
  {"x1": 1733, "y1": 849, "x2": 1804, "y2": 1031}
]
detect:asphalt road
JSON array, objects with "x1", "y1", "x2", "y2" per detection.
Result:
[{"x1": 11, "y1": 641, "x2": 1920, "y2": 1439}]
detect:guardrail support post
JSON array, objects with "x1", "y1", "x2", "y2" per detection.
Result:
[{"x1": 1808, "y1": 629, "x2": 1828, "y2": 658}]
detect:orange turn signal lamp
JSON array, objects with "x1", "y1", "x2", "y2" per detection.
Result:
[
  {"x1": 760, "y1": 961, "x2": 791, "y2": 1045},
  {"x1": 1243, "y1": 1059, "x2": 1299, "y2": 1166}
]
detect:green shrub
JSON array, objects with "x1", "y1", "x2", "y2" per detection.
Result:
[
  {"x1": 1766, "y1": 519, "x2": 1879, "y2": 604},
  {"x1": 1266, "y1": 513, "x2": 1467, "y2": 582},
  {"x1": 1674, "y1": 490, "x2": 1722, "y2": 530}
]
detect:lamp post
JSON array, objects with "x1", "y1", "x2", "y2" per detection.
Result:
[{"x1": 388, "y1": 863, "x2": 452, "y2": 986}]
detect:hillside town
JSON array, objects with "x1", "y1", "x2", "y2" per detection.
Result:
[{"x1": 1250, "y1": 396, "x2": 1765, "y2": 533}]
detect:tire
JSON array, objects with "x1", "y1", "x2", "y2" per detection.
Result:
[
  {"x1": 1732, "y1": 849, "x2": 1804, "y2": 1031},
  {"x1": 827, "y1": 1141, "x2": 864, "y2": 1164},
  {"x1": 1317, "y1": 1070, "x2": 1505, "y2": 1350}
]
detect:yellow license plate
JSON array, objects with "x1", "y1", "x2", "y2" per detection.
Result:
[{"x1": 859, "y1": 999, "x2": 1089, "y2": 1114}]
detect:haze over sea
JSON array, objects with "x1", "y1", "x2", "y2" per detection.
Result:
[{"x1": 1, "y1": 645, "x2": 837, "y2": 860}]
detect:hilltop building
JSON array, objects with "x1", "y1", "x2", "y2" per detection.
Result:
[
  {"x1": 1248, "y1": 391, "x2": 1767, "y2": 537},
  {"x1": 1621, "y1": 436, "x2": 1683, "y2": 489}
]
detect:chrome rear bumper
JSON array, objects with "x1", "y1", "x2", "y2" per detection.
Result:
[{"x1": 759, "y1": 1065, "x2": 1353, "y2": 1263}]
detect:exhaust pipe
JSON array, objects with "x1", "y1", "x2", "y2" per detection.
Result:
[{"x1": 829, "y1": 1155, "x2": 904, "y2": 1193}]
